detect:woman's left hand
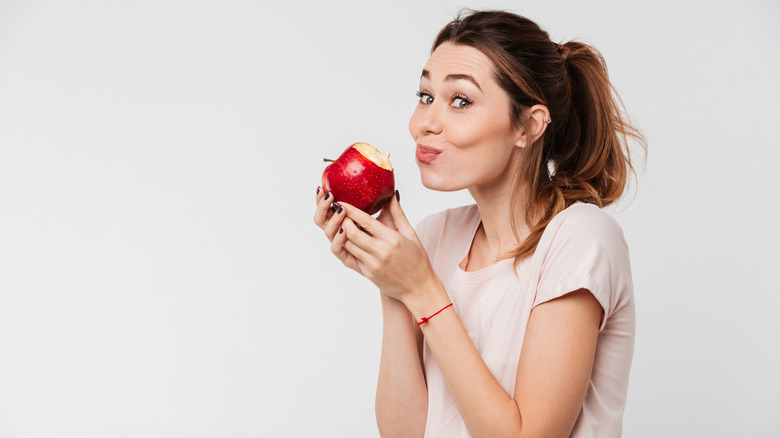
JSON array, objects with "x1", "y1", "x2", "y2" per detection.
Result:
[{"x1": 332, "y1": 194, "x2": 439, "y2": 304}]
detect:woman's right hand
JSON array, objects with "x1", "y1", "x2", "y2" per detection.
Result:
[{"x1": 313, "y1": 187, "x2": 362, "y2": 275}]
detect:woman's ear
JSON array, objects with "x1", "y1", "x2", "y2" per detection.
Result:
[{"x1": 515, "y1": 104, "x2": 551, "y2": 149}]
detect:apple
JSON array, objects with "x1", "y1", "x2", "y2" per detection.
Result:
[{"x1": 322, "y1": 142, "x2": 395, "y2": 215}]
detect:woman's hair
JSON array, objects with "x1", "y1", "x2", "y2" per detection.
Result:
[{"x1": 431, "y1": 10, "x2": 647, "y2": 265}]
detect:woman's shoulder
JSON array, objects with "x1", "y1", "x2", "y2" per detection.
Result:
[
  {"x1": 533, "y1": 202, "x2": 630, "y2": 271},
  {"x1": 533, "y1": 203, "x2": 633, "y2": 317},
  {"x1": 545, "y1": 202, "x2": 626, "y2": 246}
]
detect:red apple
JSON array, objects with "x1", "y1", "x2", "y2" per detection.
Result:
[{"x1": 322, "y1": 142, "x2": 395, "y2": 215}]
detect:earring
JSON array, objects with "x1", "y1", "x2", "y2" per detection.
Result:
[{"x1": 544, "y1": 117, "x2": 552, "y2": 125}]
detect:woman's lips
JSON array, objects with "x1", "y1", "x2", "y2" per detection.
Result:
[{"x1": 416, "y1": 144, "x2": 442, "y2": 164}]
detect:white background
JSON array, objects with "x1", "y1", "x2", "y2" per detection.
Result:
[{"x1": 1, "y1": 0, "x2": 778, "y2": 436}]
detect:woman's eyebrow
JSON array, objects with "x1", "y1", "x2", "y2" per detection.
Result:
[{"x1": 421, "y1": 69, "x2": 483, "y2": 92}]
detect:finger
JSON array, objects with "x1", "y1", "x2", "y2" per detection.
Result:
[
  {"x1": 323, "y1": 202, "x2": 346, "y2": 241},
  {"x1": 385, "y1": 190, "x2": 418, "y2": 241},
  {"x1": 314, "y1": 185, "x2": 323, "y2": 202},
  {"x1": 339, "y1": 201, "x2": 393, "y2": 241},
  {"x1": 330, "y1": 222, "x2": 354, "y2": 265},
  {"x1": 341, "y1": 219, "x2": 373, "y2": 263},
  {"x1": 313, "y1": 189, "x2": 335, "y2": 228},
  {"x1": 328, "y1": 219, "x2": 368, "y2": 274},
  {"x1": 376, "y1": 205, "x2": 397, "y2": 231},
  {"x1": 344, "y1": 239, "x2": 371, "y2": 267},
  {"x1": 342, "y1": 217, "x2": 378, "y2": 256}
]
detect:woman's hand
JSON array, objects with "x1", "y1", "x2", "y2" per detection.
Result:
[
  {"x1": 334, "y1": 192, "x2": 441, "y2": 306},
  {"x1": 313, "y1": 187, "x2": 362, "y2": 275}
]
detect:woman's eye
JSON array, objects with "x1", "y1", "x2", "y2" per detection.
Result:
[
  {"x1": 416, "y1": 91, "x2": 433, "y2": 105},
  {"x1": 452, "y1": 96, "x2": 472, "y2": 108}
]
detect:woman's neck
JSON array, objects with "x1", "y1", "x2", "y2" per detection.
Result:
[{"x1": 465, "y1": 155, "x2": 532, "y2": 268}]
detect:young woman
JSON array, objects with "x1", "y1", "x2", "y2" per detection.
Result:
[{"x1": 313, "y1": 10, "x2": 644, "y2": 438}]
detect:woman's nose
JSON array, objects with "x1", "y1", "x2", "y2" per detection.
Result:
[{"x1": 415, "y1": 104, "x2": 443, "y2": 136}]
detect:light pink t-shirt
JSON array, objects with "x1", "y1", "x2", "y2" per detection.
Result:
[{"x1": 415, "y1": 202, "x2": 635, "y2": 438}]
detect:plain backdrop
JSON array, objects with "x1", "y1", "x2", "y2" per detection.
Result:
[{"x1": 1, "y1": 0, "x2": 778, "y2": 436}]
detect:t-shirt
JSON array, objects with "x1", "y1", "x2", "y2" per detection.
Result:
[{"x1": 415, "y1": 202, "x2": 635, "y2": 438}]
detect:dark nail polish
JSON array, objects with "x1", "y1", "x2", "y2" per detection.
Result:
[
  {"x1": 395, "y1": 190, "x2": 400, "y2": 202},
  {"x1": 331, "y1": 202, "x2": 341, "y2": 213},
  {"x1": 324, "y1": 191, "x2": 330, "y2": 200},
  {"x1": 337, "y1": 205, "x2": 343, "y2": 214},
  {"x1": 338, "y1": 227, "x2": 344, "y2": 234},
  {"x1": 316, "y1": 186, "x2": 320, "y2": 195}
]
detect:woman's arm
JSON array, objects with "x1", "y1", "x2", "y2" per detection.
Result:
[
  {"x1": 375, "y1": 293, "x2": 427, "y2": 437},
  {"x1": 407, "y1": 285, "x2": 601, "y2": 438},
  {"x1": 314, "y1": 190, "x2": 427, "y2": 436},
  {"x1": 511, "y1": 289, "x2": 601, "y2": 437},
  {"x1": 336, "y1": 200, "x2": 602, "y2": 438}
]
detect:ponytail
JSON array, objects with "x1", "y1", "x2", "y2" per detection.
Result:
[{"x1": 510, "y1": 40, "x2": 646, "y2": 265}]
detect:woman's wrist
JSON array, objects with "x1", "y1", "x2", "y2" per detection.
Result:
[
  {"x1": 401, "y1": 277, "x2": 451, "y2": 324},
  {"x1": 379, "y1": 291, "x2": 407, "y2": 313}
]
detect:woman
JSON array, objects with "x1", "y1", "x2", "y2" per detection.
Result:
[{"x1": 313, "y1": 10, "x2": 644, "y2": 438}]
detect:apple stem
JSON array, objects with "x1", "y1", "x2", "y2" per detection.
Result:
[{"x1": 323, "y1": 158, "x2": 336, "y2": 163}]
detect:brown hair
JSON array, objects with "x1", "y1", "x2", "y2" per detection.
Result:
[{"x1": 431, "y1": 10, "x2": 646, "y2": 265}]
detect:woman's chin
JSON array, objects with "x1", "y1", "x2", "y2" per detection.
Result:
[{"x1": 419, "y1": 173, "x2": 466, "y2": 192}]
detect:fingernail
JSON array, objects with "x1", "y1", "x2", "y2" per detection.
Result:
[
  {"x1": 330, "y1": 202, "x2": 341, "y2": 213},
  {"x1": 324, "y1": 191, "x2": 330, "y2": 200},
  {"x1": 337, "y1": 205, "x2": 343, "y2": 214},
  {"x1": 395, "y1": 190, "x2": 400, "y2": 202},
  {"x1": 338, "y1": 227, "x2": 344, "y2": 234},
  {"x1": 316, "y1": 186, "x2": 320, "y2": 195}
]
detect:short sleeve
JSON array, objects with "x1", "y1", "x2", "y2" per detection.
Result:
[{"x1": 534, "y1": 203, "x2": 632, "y2": 331}]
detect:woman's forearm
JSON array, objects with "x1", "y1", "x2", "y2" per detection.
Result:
[
  {"x1": 404, "y1": 281, "x2": 600, "y2": 438},
  {"x1": 419, "y1": 309, "x2": 523, "y2": 437},
  {"x1": 375, "y1": 292, "x2": 427, "y2": 437},
  {"x1": 404, "y1": 280, "x2": 523, "y2": 438}
]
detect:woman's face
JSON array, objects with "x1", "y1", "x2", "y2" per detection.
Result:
[{"x1": 409, "y1": 42, "x2": 523, "y2": 192}]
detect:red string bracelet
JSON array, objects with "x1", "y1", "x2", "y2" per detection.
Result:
[{"x1": 417, "y1": 303, "x2": 454, "y2": 326}]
